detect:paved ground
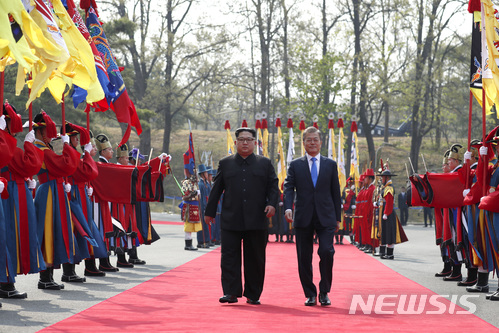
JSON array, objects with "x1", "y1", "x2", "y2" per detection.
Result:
[{"x1": 0, "y1": 215, "x2": 497, "y2": 332}]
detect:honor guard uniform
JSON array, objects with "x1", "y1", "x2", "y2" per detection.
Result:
[
  {"x1": 375, "y1": 170, "x2": 408, "y2": 259},
  {"x1": 197, "y1": 164, "x2": 212, "y2": 248},
  {"x1": 94, "y1": 134, "x2": 119, "y2": 272},
  {"x1": 339, "y1": 177, "x2": 356, "y2": 245},
  {"x1": 360, "y1": 169, "x2": 376, "y2": 254},
  {"x1": 32, "y1": 112, "x2": 81, "y2": 290},
  {"x1": 0, "y1": 103, "x2": 44, "y2": 299},
  {"x1": 63, "y1": 122, "x2": 102, "y2": 282},
  {"x1": 181, "y1": 166, "x2": 202, "y2": 251}
]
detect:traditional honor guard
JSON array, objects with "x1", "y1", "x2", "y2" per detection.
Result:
[
  {"x1": 63, "y1": 122, "x2": 102, "y2": 282},
  {"x1": 0, "y1": 103, "x2": 44, "y2": 299},
  {"x1": 94, "y1": 134, "x2": 119, "y2": 272},
  {"x1": 197, "y1": 164, "x2": 212, "y2": 248},
  {"x1": 208, "y1": 168, "x2": 222, "y2": 245},
  {"x1": 181, "y1": 166, "x2": 202, "y2": 251},
  {"x1": 376, "y1": 169, "x2": 408, "y2": 259},
  {"x1": 441, "y1": 144, "x2": 465, "y2": 282},
  {"x1": 339, "y1": 177, "x2": 356, "y2": 245},
  {"x1": 361, "y1": 169, "x2": 376, "y2": 254},
  {"x1": 33, "y1": 112, "x2": 81, "y2": 290},
  {"x1": 81, "y1": 132, "x2": 108, "y2": 277},
  {"x1": 112, "y1": 144, "x2": 135, "y2": 268}
]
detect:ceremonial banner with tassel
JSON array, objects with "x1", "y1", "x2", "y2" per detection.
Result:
[
  {"x1": 482, "y1": 0, "x2": 499, "y2": 117},
  {"x1": 286, "y1": 115, "x2": 295, "y2": 166},
  {"x1": 275, "y1": 115, "x2": 286, "y2": 192},
  {"x1": 255, "y1": 116, "x2": 263, "y2": 155},
  {"x1": 350, "y1": 118, "x2": 360, "y2": 185},
  {"x1": 262, "y1": 115, "x2": 269, "y2": 158},
  {"x1": 337, "y1": 116, "x2": 346, "y2": 191},
  {"x1": 327, "y1": 114, "x2": 336, "y2": 161},
  {"x1": 299, "y1": 117, "x2": 306, "y2": 156},
  {"x1": 224, "y1": 119, "x2": 234, "y2": 155},
  {"x1": 81, "y1": 0, "x2": 142, "y2": 146}
]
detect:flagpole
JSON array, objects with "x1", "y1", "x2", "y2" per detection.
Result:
[
  {"x1": 0, "y1": 71, "x2": 4, "y2": 107},
  {"x1": 61, "y1": 92, "x2": 66, "y2": 135}
]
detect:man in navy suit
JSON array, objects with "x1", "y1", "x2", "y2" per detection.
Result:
[{"x1": 284, "y1": 126, "x2": 342, "y2": 306}]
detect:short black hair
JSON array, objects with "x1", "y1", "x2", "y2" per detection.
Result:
[{"x1": 235, "y1": 127, "x2": 256, "y2": 138}]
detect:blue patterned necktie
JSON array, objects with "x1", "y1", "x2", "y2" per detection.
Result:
[{"x1": 311, "y1": 157, "x2": 318, "y2": 187}]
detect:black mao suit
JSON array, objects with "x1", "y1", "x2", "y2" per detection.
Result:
[
  {"x1": 284, "y1": 155, "x2": 342, "y2": 298},
  {"x1": 205, "y1": 153, "x2": 279, "y2": 300}
]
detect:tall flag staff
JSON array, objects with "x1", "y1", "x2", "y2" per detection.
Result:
[
  {"x1": 298, "y1": 114, "x2": 306, "y2": 156},
  {"x1": 286, "y1": 113, "x2": 295, "y2": 167},
  {"x1": 327, "y1": 112, "x2": 336, "y2": 161},
  {"x1": 337, "y1": 113, "x2": 346, "y2": 191},
  {"x1": 262, "y1": 112, "x2": 269, "y2": 158}
]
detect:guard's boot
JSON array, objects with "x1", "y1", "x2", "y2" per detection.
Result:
[
  {"x1": 61, "y1": 263, "x2": 86, "y2": 283},
  {"x1": 117, "y1": 253, "x2": 134, "y2": 268},
  {"x1": 0, "y1": 283, "x2": 27, "y2": 299},
  {"x1": 335, "y1": 235, "x2": 340, "y2": 245},
  {"x1": 38, "y1": 267, "x2": 64, "y2": 290},
  {"x1": 128, "y1": 247, "x2": 146, "y2": 265},
  {"x1": 435, "y1": 261, "x2": 452, "y2": 277},
  {"x1": 184, "y1": 239, "x2": 198, "y2": 251},
  {"x1": 381, "y1": 247, "x2": 394, "y2": 260},
  {"x1": 84, "y1": 258, "x2": 106, "y2": 277},
  {"x1": 99, "y1": 257, "x2": 119, "y2": 272},
  {"x1": 467, "y1": 272, "x2": 490, "y2": 293},
  {"x1": 458, "y1": 267, "x2": 478, "y2": 287},
  {"x1": 374, "y1": 245, "x2": 386, "y2": 257},
  {"x1": 363, "y1": 245, "x2": 373, "y2": 253},
  {"x1": 443, "y1": 264, "x2": 462, "y2": 281}
]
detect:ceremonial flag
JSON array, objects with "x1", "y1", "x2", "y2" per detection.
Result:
[
  {"x1": 255, "y1": 117, "x2": 263, "y2": 155},
  {"x1": 478, "y1": 0, "x2": 499, "y2": 115},
  {"x1": 183, "y1": 128, "x2": 196, "y2": 175},
  {"x1": 337, "y1": 117, "x2": 346, "y2": 190},
  {"x1": 286, "y1": 116, "x2": 295, "y2": 165},
  {"x1": 224, "y1": 119, "x2": 234, "y2": 155},
  {"x1": 299, "y1": 118, "x2": 306, "y2": 156},
  {"x1": 350, "y1": 120, "x2": 360, "y2": 185},
  {"x1": 81, "y1": 0, "x2": 142, "y2": 145},
  {"x1": 64, "y1": 0, "x2": 111, "y2": 110},
  {"x1": 0, "y1": 0, "x2": 43, "y2": 71},
  {"x1": 276, "y1": 117, "x2": 286, "y2": 192},
  {"x1": 262, "y1": 117, "x2": 269, "y2": 158},
  {"x1": 327, "y1": 116, "x2": 336, "y2": 160}
]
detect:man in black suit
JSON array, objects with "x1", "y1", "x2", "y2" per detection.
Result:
[
  {"x1": 284, "y1": 126, "x2": 342, "y2": 306},
  {"x1": 205, "y1": 127, "x2": 279, "y2": 305},
  {"x1": 398, "y1": 186, "x2": 409, "y2": 226}
]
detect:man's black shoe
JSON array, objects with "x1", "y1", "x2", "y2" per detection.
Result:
[
  {"x1": 61, "y1": 274, "x2": 86, "y2": 283},
  {"x1": 246, "y1": 298, "x2": 261, "y2": 305},
  {"x1": 84, "y1": 268, "x2": 106, "y2": 277},
  {"x1": 319, "y1": 293, "x2": 331, "y2": 306},
  {"x1": 434, "y1": 270, "x2": 452, "y2": 277},
  {"x1": 0, "y1": 289, "x2": 27, "y2": 299},
  {"x1": 305, "y1": 296, "x2": 317, "y2": 306},
  {"x1": 468, "y1": 284, "x2": 490, "y2": 293},
  {"x1": 219, "y1": 295, "x2": 238, "y2": 303},
  {"x1": 443, "y1": 274, "x2": 462, "y2": 282},
  {"x1": 38, "y1": 281, "x2": 64, "y2": 290}
]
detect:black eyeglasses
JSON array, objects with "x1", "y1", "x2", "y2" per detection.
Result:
[{"x1": 236, "y1": 137, "x2": 255, "y2": 143}]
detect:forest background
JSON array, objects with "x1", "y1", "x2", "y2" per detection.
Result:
[{"x1": 4, "y1": 0, "x2": 499, "y2": 214}]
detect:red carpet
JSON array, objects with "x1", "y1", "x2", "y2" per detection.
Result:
[
  {"x1": 151, "y1": 220, "x2": 183, "y2": 225},
  {"x1": 43, "y1": 242, "x2": 497, "y2": 332}
]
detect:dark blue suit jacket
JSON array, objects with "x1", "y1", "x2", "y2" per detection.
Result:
[{"x1": 283, "y1": 155, "x2": 342, "y2": 228}]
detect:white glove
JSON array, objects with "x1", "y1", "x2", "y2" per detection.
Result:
[
  {"x1": 480, "y1": 146, "x2": 488, "y2": 156},
  {"x1": 0, "y1": 182, "x2": 4, "y2": 194},
  {"x1": 86, "y1": 186, "x2": 93, "y2": 197},
  {"x1": 84, "y1": 143, "x2": 92, "y2": 153},
  {"x1": 373, "y1": 202, "x2": 378, "y2": 208},
  {"x1": 24, "y1": 130, "x2": 35, "y2": 143},
  {"x1": 61, "y1": 134, "x2": 69, "y2": 145},
  {"x1": 64, "y1": 183, "x2": 71, "y2": 193},
  {"x1": 278, "y1": 201, "x2": 283, "y2": 207},
  {"x1": 27, "y1": 178, "x2": 36, "y2": 190},
  {"x1": 383, "y1": 214, "x2": 388, "y2": 220},
  {"x1": 464, "y1": 151, "x2": 472, "y2": 162},
  {"x1": 463, "y1": 189, "x2": 470, "y2": 198},
  {"x1": 352, "y1": 205, "x2": 356, "y2": 209},
  {"x1": 351, "y1": 185, "x2": 355, "y2": 190},
  {"x1": 341, "y1": 204, "x2": 343, "y2": 209},
  {"x1": 0, "y1": 115, "x2": 6, "y2": 131},
  {"x1": 159, "y1": 153, "x2": 169, "y2": 161}
]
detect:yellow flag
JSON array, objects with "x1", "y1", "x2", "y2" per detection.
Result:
[
  {"x1": 337, "y1": 126, "x2": 346, "y2": 191},
  {"x1": 226, "y1": 128, "x2": 234, "y2": 155},
  {"x1": 482, "y1": 0, "x2": 499, "y2": 116},
  {"x1": 277, "y1": 126, "x2": 286, "y2": 192}
]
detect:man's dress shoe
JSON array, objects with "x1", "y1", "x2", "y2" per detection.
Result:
[
  {"x1": 305, "y1": 296, "x2": 317, "y2": 306},
  {"x1": 319, "y1": 293, "x2": 331, "y2": 306},
  {"x1": 246, "y1": 298, "x2": 261, "y2": 305},
  {"x1": 219, "y1": 295, "x2": 238, "y2": 303}
]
